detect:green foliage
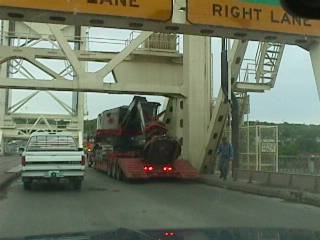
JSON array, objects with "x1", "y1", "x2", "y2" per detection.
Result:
[
  {"x1": 85, "y1": 118, "x2": 320, "y2": 156},
  {"x1": 249, "y1": 121, "x2": 320, "y2": 156},
  {"x1": 84, "y1": 119, "x2": 97, "y2": 137}
]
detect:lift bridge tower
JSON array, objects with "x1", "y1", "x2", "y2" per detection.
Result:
[
  {"x1": 0, "y1": 21, "x2": 86, "y2": 154},
  {"x1": 0, "y1": 0, "x2": 319, "y2": 173}
]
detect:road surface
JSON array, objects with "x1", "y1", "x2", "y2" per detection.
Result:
[
  {"x1": 0, "y1": 167, "x2": 320, "y2": 238},
  {"x1": 0, "y1": 156, "x2": 20, "y2": 173}
]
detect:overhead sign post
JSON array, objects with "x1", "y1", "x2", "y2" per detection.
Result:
[
  {"x1": 187, "y1": 0, "x2": 320, "y2": 37},
  {"x1": 0, "y1": 0, "x2": 173, "y2": 22}
]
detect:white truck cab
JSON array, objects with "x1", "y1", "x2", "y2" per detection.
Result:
[{"x1": 21, "y1": 132, "x2": 85, "y2": 190}]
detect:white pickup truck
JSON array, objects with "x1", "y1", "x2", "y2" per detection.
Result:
[{"x1": 21, "y1": 132, "x2": 85, "y2": 190}]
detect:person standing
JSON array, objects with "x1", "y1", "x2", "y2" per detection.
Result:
[{"x1": 217, "y1": 137, "x2": 234, "y2": 180}]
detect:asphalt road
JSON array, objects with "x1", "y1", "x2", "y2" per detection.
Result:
[
  {"x1": 0, "y1": 168, "x2": 320, "y2": 238},
  {"x1": 0, "y1": 156, "x2": 20, "y2": 173}
]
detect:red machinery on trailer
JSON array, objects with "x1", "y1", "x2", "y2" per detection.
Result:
[{"x1": 89, "y1": 96, "x2": 198, "y2": 181}]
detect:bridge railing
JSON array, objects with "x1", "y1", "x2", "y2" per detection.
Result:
[
  {"x1": 126, "y1": 31, "x2": 180, "y2": 53},
  {"x1": 0, "y1": 30, "x2": 181, "y2": 53},
  {"x1": 234, "y1": 169, "x2": 320, "y2": 193},
  {"x1": 277, "y1": 155, "x2": 320, "y2": 175},
  {"x1": 238, "y1": 59, "x2": 257, "y2": 84}
]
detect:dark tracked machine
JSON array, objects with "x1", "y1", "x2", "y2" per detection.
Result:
[{"x1": 89, "y1": 96, "x2": 198, "y2": 180}]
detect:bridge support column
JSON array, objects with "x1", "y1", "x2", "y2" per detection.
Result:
[
  {"x1": 310, "y1": 42, "x2": 320, "y2": 101},
  {"x1": 0, "y1": 21, "x2": 10, "y2": 156},
  {"x1": 76, "y1": 92, "x2": 85, "y2": 147},
  {"x1": 0, "y1": 89, "x2": 6, "y2": 155},
  {"x1": 72, "y1": 25, "x2": 86, "y2": 148},
  {"x1": 182, "y1": 36, "x2": 212, "y2": 170}
]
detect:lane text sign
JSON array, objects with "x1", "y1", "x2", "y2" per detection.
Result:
[
  {"x1": 187, "y1": 0, "x2": 320, "y2": 37},
  {"x1": 0, "y1": 0, "x2": 173, "y2": 22}
]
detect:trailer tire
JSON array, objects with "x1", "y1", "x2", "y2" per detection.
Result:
[
  {"x1": 73, "y1": 180, "x2": 82, "y2": 190},
  {"x1": 23, "y1": 182, "x2": 32, "y2": 191},
  {"x1": 107, "y1": 161, "x2": 112, "y2": 177},
  {"x1": 94, "y1": 160, "x2": 98, "y2": 170},
  {"x1": 111, "y1": 164, "x2": 116, "y2": 179},
  {"x1": 115, "y1": 165, "x2": 123, "y2": 181}
]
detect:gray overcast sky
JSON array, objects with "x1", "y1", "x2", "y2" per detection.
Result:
[
  {"x1": 211, "y1": 39, "x2": 320, "y2": 124},
  {"x1": 10, "y1": 28, "x2": 320, "y2": 124},
  {"x1": 249, "y1": 45, "x2": 320, "y2": 124},
  {"x1": 251, "y1": 46, "x2": 320, "y2": 124}
]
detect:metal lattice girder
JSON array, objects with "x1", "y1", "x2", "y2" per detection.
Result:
[
  {"x1": 0, "y1": 1, "x2": 318, "y2": 47},
  {"x1": 0, "y1": 26, "x2": 184, "y2": 96},
  {"x1": 0, "y1": 21, "x2": 186, "y2": 154},
  {"x1": 310, "y1": 41, "x2": 320, "y2": 103},
  {"x1": 8, "y1": 91, "x2": 40, "y2": 113},
  {"x1": 199, "y1": 39, "x2": 251, "y2": 173},
  {"x1": 0, "y1": 76, "x2": 184, "y2": 96},
  {"x1": 237, "y1": 41, "x2": 285, "y2": 93},
  {"x1": 233, "y1": 82, "x2": 271, "y2": 93},
  {"x1": 49, "y1": 24, "x2": 86, "y2": 78},
  {"x1": 0, "y1": 57, "x2": 64, "y2": 81},
  {"x1": 0, "y1": 45, "x2": 181, "y2": 63},
  {"x1": 255, "y1": 42, "x2": 285, "y2": 87},
  {"x1": 0, "y1": 21, "x2": 86, "y2": 152},
  {"x1": 163, "y1": 97, "x2": 184, "y2": 143},
  {"x1": 200, "y1": 90, "x2": 230, "y2": 173},
  {"x1": 95, "y1": 31, "x2": 153, "y2": 80},
  {"x1": 45, "y1": 91, "x2": 75, "y2": 115},
  {"x1": 229, "y1": 40, "x2": 248, "y2": 83}
]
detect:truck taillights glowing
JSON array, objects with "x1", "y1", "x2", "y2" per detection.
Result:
[
  {"x1": 163, "y1": 166, "x2": 173, "y2": 172},
  {"x1": 143, "y1": 165, "x2": 174, "y2": 173},
  {"x1": 144, "y1": 165, "x2": 154, "y2": 173}
]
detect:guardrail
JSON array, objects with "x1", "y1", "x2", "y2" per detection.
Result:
[
  {"x1": 0, "y1": 30, "x2": 181, "y2": 53},
  {"x1": 234, "y1": 169, "x2": 320, "y2": 193}
]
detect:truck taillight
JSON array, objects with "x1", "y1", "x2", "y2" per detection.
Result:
[
  {"x1": 165, "y1": 232, "x2": 176, "y2": 237},
  {"x1": 81, "y1": 156, "x2": 86, "y2": 166},
  {"x1": 21, "y1": 156, "x2": 26, "y2": 166},
  {"x1": 163, "y1": 165, "x2": 173, "y2": 173},
  {"x1": 144, "y1": 165, "x2": 154, "y2": 173}
]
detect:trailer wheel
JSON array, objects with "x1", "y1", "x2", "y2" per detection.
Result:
[
  {"x1": 111, "y1": 164, "x2": 116, "y2": 179},
  {"x1": 106, "y1": 161, "x2": 112, "y2": 177},
  {"x1": 23, "y1": 182, "x2": 32, "y2": 190},
  {"x1": 115, "y1": 165, "x2": 123, "y2": 181},
  {"x1": 73, "y1": 180, "x2": 82, "y2": 190}
]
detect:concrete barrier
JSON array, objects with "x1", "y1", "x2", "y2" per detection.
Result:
[
  {"x1": 269, "y1": 173, "x2": 291, "y2": 188},
  {"x1": 291, "y1": 175, "x2": 316, "y2": 192},
  {"x1": 236, "y1": 170, "x2": 320, "y2": 193},
  {"x1": 201, "y1": 173, "x2": 320, "y2": 208}
]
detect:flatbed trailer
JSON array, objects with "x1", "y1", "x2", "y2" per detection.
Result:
[
  {"x1": 94, "y1": 153, "x2": 199, "y2": 180},
  {"x1": 90, "y1": 96, "x2": 199, "y2": 181}
]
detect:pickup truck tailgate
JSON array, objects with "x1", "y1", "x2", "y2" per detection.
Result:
[
  {"x1": 25, "y1": 151, "x2": 83, "y2": 163},
  {"x1": 22, "y1": 151, "x2": 85, "y2": 177}
]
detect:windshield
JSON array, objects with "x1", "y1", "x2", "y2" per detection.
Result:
[
  {"x1": 26, "y1": 135, "x2": 78, "y2": 152},
  {"x1": 2, "y1": 1, "x2": 320, "y2": 240}
]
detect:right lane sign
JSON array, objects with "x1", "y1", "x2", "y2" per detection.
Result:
[{"x1": 187, "y1": 0, "x2": 320, "y2": 37}]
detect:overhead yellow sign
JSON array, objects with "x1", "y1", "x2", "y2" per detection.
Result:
[
  {"x1": 187, "y1": 0, "x2": 320, "y2": 37},
  {"x1": 0, "y1": 0, "x2": 172, "y2": 22}
]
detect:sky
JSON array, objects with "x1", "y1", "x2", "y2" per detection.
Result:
[
  {"x1": 249, "y1": 45, "x2": 320, "y2": 124},
  {"x1": 9, "y1": 28, "x2": 320, "y2": 124},
  {"x1": 211, "y1": 38, "x2": 320, "y2": 124}
]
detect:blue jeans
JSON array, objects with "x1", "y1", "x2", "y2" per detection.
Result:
[{"x1": 219, "y1": 158, "x2": 230, "y2": 180}]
